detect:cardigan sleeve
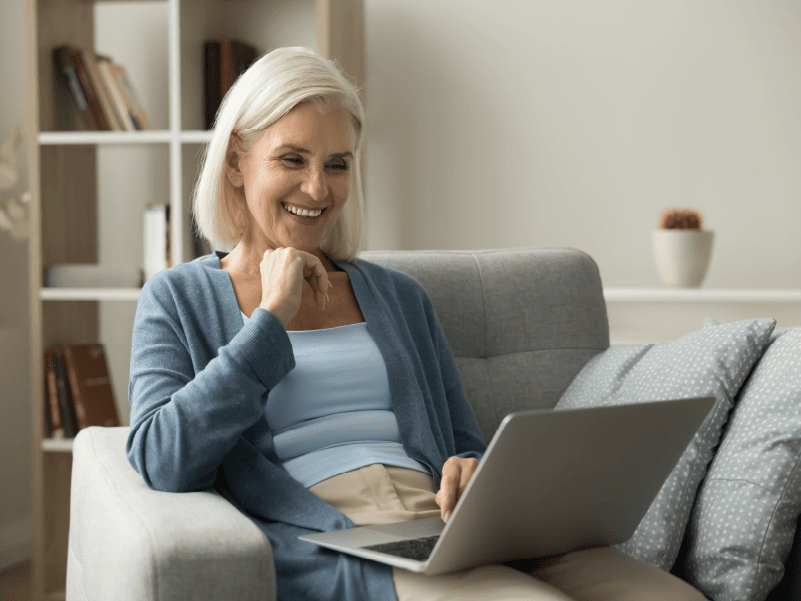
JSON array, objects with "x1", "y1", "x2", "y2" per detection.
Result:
[
  {"x1": 126, "y1": 276, "x2": 295, "y2": 493},
  {"x1": 423, "y1": 287, "x2": 487, "y2": 463}
]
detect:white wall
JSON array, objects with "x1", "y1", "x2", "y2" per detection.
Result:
[
  {"x1": 363, "y1": 0, "x2": 801, "y2": 292},
  {"x1": 0, "y1": 0, "x2": 32, "y2": 573}
]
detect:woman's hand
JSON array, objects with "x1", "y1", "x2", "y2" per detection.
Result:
[
  {"x1": 258, "y1": 247, "x2": 331, "y2": 328},
  {"x1": 435, "y1": 456, "x2": 479, "y2": 523}
]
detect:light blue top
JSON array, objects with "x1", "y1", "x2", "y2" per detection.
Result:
[{"x1": 241, "y1": 314, "x2": 430, "y2": 487}]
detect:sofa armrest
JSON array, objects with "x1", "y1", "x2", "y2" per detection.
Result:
[{"x1": 67, "y1": 427, "x2": 276, "y2": 601}]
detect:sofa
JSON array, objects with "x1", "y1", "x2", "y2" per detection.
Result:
[{"x1": 66, "y1": 248, "x2": 801, "y2": 601}]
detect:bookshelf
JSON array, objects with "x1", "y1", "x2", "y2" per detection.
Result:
[{"x1": 25, "y1": 0, "x2": 364, "y2": 599}]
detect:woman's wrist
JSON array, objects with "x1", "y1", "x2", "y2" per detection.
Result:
[{"x1": 260, "y1": 301, "x2": 292, "y2": 329}]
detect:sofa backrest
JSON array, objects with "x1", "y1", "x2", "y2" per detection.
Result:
[{"x1": 360, "y1": 248, "x2": 610, "y2": 443}]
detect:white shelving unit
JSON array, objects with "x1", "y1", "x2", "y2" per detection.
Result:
[
  {"x1": 603, "y1": 288, "x2": 801, "y2": 346},
  {"x1": 39, "y1": 288, "x2": 142, "y2": 302},
  {"x1": 604, "y1": 288, "x2": 801, "y2": 303},
  {"x1": 26, "y1": 1, "x2": 364, "y2": 598}
]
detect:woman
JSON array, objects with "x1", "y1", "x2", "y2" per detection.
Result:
[{"x1": 127, "y1": 47, "x2": 705, "y2": 601}]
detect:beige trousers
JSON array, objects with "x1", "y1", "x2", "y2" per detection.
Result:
[{"x1": 309, "y1": 464, "x2": 706, "y2": 601}]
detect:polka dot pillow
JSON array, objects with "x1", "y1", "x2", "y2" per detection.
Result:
[
  {"x1": 682, "y1": 325, "x2": 801, "y2": 601},
  {"x1": 556, "y1": 318, "x2": 776, "y2": 571}
]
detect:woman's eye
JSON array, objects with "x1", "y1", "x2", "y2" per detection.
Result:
[
  {"x1": 281, "y1": 156, "x2": 304, "y2": 166},
  {"x1": 327, "y1": 161, "x2": 350, "y2": 172}
]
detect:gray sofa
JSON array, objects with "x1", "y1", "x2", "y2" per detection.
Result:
[{"x1": 66, "y1": 248, "x2": 801, "y2": 601}]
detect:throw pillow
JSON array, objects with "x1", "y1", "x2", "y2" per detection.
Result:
[
  {"x1": 556, "y1": 318, "x2": 776, "y2": 570},
  {"x1": 684, "y1": 325, "x2": 801, "y2": 601}
]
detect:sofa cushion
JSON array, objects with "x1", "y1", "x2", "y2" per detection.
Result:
[
  {"x1": 683, "y1": 325, "x2": 801, "y2": 601},
  {"x1": 556, "y1": 318, "x2": 776, "y2": 571}
]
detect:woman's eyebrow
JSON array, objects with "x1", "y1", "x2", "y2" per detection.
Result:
[{"x1": 276, "y1": 144, "x2": 353, "y2": 159}]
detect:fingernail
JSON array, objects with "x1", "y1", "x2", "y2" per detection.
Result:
[{"x1": 444, "y1": 511, "x2": 451, "y2": 522}]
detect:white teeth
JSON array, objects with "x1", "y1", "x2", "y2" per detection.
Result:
[{"x1": 283, "y1": 203, "x2": 323, "y2": 217}]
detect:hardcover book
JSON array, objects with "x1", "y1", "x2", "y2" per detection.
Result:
[
  {"x1": 80, "y1": 49, "x2": 123, "y2": 131},
  {"x1": 204, "y1": 39, "x2": 257, "y2": 129},
  {"x1": 52, "y1": 46, "x2": 100, "y2": 130},
  {"x1": 61, "y1": 344, "x2": 119, "y2": 430},
  {"x1": 43, "y1": 348, "x2": 64, "y2": 438}
]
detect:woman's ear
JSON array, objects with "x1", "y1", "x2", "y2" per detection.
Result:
[{"x1": 225, "y1": 136, "x2": 245, "y2": 188}]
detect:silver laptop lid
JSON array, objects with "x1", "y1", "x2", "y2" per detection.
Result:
[{"x1": 423, "y1": 396, "x2": 715, "y2": 574}]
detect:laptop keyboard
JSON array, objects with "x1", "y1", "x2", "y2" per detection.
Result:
[{"x1": 362, "y1": 535, "x2": 440, "y2": 561}]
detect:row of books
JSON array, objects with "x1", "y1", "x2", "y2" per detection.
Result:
[
  {"x1": 44, "y1": 344, "x2": 120, "y2": 439},
  {"x1": 52, "y1": 38, "x2": 258, "y2": 134},
  {"x1": 53, "y1": 45, "x2": 152, "y2": 131}
]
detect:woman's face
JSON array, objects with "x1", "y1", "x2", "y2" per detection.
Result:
[{"x1": 232, "y1": 102, "x2": 355, "y2": 256}]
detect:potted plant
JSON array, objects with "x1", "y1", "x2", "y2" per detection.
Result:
[{"x1": 652, "y1": 208, "x2": 714, "y2": 287}]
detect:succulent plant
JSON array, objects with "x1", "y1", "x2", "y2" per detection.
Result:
[{"x1": 658, "y1": 208, "x2": 704, "y2": 230}]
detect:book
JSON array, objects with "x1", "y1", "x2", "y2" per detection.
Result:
[
  {"x1": 80, "y1": 49, "x2": 123, "y2": 131},
  {"x1": 60, "y1": 344, "x2": 119, "y2": 430},
  {"x1": 97, "y1": 56, "x2": 136, "y2": 131},
  {"x1": 55, "y1": 351, "x2": 79, "y2": 437},
  {"x1": 42, "y1": 347, "x2": 79, "y2": 438},
  {"x1": 108, "y1": 62, "x2": 152, "y2": 130},
  {"x1": 52, "y1": 46, "x2": 100, "y2": 130},
  {"x1": 43, "y1": 348, "x2": 64, "y2": 438},
  {"x1": 144, "y1": 202, "x2": 170, "y2": 281},
  {"x1": 69, "y1": 47, "x2": 111, "y2": 130},
  {"x1": 204, "y1": 40, "x2": 257, "y2": 129},
  {"x1": 43, "y1": 380, "x2": 52, "y2": 439}
]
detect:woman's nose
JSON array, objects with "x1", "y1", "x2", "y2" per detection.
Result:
[{"x1": 300, "y1": 166, "x2": 327, "y2": 201}]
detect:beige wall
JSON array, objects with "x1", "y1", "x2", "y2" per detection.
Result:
[
  {"x1": 363, "y1": 0, "x2": 801, "y2": 291},
  {"x1": 0, "y1": 0, "x2": 32, "y2": 572}
]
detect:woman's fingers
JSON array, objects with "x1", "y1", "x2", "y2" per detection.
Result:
[
  {"x1": 436, "y1": 457, "x2": 479, "y2": 522},
  {"x1": 298, "y1": 250, "x2": 330, "y2": 310},
  {"x1": 259, "y1": 248, "x2": 331, "y2": 326}
]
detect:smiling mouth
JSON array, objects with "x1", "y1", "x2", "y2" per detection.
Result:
[{"x1": 282, "y1": 202, "x2": 326, "y2": 218}]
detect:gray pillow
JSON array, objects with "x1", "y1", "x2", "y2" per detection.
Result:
[
  {"x1": 684, "y1": 325, "x2": 801, "y2": 601},
  {"x1": 556, "y1": 318, "x2": 776, "y2": 570}
]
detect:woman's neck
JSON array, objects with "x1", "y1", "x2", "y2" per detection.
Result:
[{"x1": 220, "y1": 240, "x2": 336, "y2": 275}]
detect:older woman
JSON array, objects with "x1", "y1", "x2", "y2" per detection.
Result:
[{"x1": 127, "y1": 47, "x2": 706, "y2": 601}]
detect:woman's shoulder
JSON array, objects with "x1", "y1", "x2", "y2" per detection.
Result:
[
  {"x1": 140, "y1": 253, "x2": 226, "y2": 304},
  {"x1": 347, "y1": 256, "x2": 429, "y2": 299}
]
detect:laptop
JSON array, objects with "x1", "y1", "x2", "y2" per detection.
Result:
[{"x1": 298, "y1": 396, "x2": 715, "y2": 576}]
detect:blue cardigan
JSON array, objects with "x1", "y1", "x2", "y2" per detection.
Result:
[{"x1": 126, "y1": 251, "x2": 487, "y2": 601}]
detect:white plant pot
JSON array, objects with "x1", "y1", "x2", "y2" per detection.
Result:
[{"x1": 652, "y1": 230, "x2": 714, "y2": 288}]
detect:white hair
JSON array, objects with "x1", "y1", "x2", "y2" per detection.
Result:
[{"x1": 193, "y1": 47, "x2": 365, "y2": 260}]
